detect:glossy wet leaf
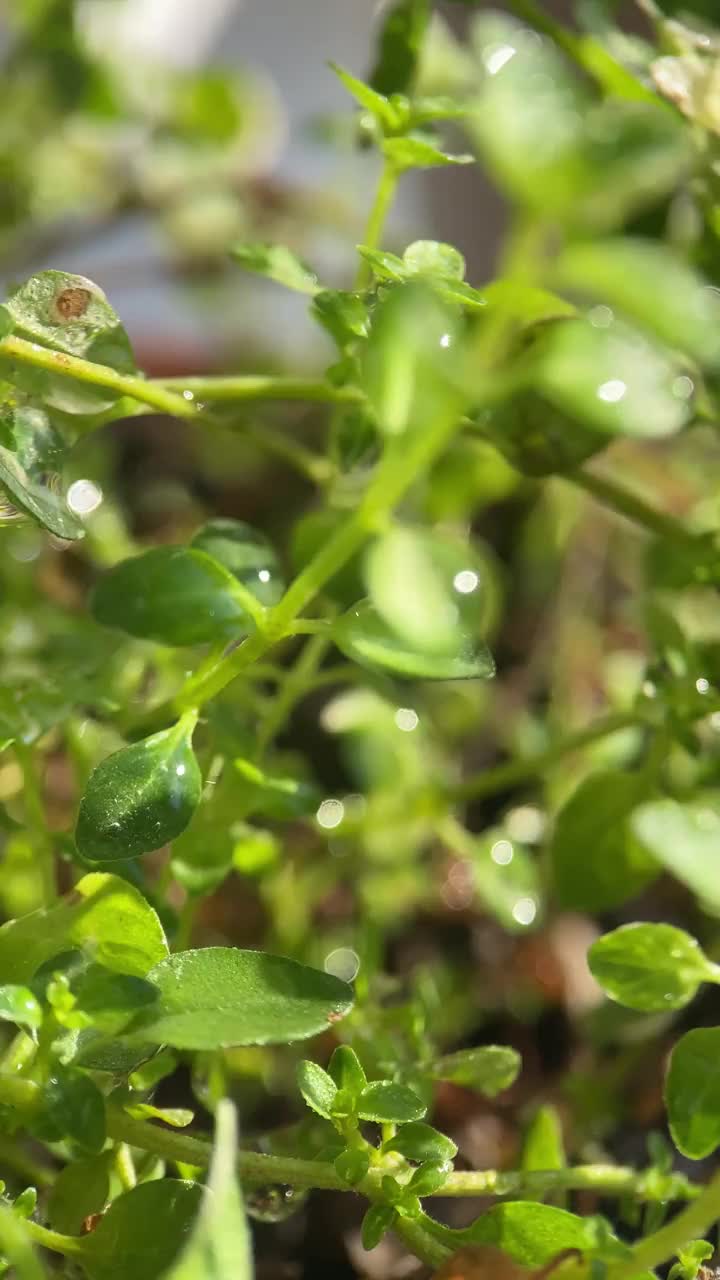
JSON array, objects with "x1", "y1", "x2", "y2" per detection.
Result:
[
  {"x1": 433, "y1": 1046, "x2": 521, "y2": 1097},
  {"x1": 360, "y1": 280, "x2": 464, "y2": 436},
  {"x1": 483, "y1": 390, "x2": 606, "y2": 478},
  {"x1": 231, "y1": 242, "x2": 319, "y2": 295},
  {"x1": 461, "y1": 1202, "x2": 594, "y2": 1264},
  {"x1": 403, "y1": 240, "x2": 466, "y2": 279},
  {"x1": 311, "y1": 290, "x2": 369, "y2": 348},
  {"x1": 75, "y1": 719, "x2": 201, "y2": 862},
  {"x1": 0, "y1": 384, "x2": 82, "y2": 538},
  {"x1": 556, "y1": 238, "x2": 720, "y2": 368},
  {"x1": 551, "y1": 771, "x2": 659, "y2": 911},
  {"x1": 536, "y1": 318, "x2": 692, "y2": 439},
  {"x1": 365, "y1": 527, "x2": 492, "y2": 660},
  {"x1": 328, "y1": 1045, "x2": 367, "y2": 1097},
  {"x1": 666, "y1": 1028, "x2": 720, "y2": 1158},
  {"x1": 3, "y1": 270, "x2": 136, "y2": 414},
  {"x1": 334, "y1": 600, "x2": 495, "y2": 681},
  {"x1": 190, "y1": 518, "x2": 284, "y2": 606},
  {"x1": 357, "y1": 1081, "x2": 426, "y2": 1122},
  {"x1": 130, "y1": 947, "x2": 353, "y2": 1049},
  {"x1": 92, "y1": 547, "x2": 252, "y2": 647},
  {"x1": 163, "y1": 1100, "x2": 253, "y2": 1280},
  {"x1": 588, "y1": 923, "x2": 717, "y2": 1012},
  {"x1": 47, "y1": 1154, "x2": 110, "y2": 1237},
  {"x1": 0, "y1": 872, "x2": 168, "y2": 983},
  {"x1": 361, "y1": 1204, "x2": 397, "y2": 1252},
  {"x1": 0, "y1": 984, "x2": 42, "y2": 1031},
  {"x1": 370, "y1": 0, "x2": 429, "y2": 96},
  {"x1": 78, "y1": 1181, "x2": 203, "y2": 1280},
  {"x1": 297, "y1": 1060, "x2": 338, "y2": 1118},
  {"x1": 632, "y1": 795, "x2": 720, "y2": 912},
  {"x1": 44, "y1": 1067, "x2": 106, "y2": 1153}
]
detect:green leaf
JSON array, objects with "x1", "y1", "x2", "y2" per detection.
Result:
[
  {"x1": 361, "y1": 1204, "x2": 397, "y2": 1251},
  {"x1": 335, "y1": 1149, "x2": 370, "y2": 1187},
  {"x1": 402, "y1": 239, "x2": 466, "y2": 280},
  {"x1": 550, "y1": 771, "x2": 658, "y2": 911},
  {"x1": 365, "y1": 527, "x2": 492, "y2": 660},
  {"x1": 75, "y1": 716, "x2": 201, "y2": 863},
  {"x1": 407, "y1": 1160, "x2": 450, "y2": 1195},
  {"x1": 0, "y1": 1202, "x2": 48, "y2": 1280},
  {"x1": 383, "y1": 1121, "x2": 457, "y2": 1163},
  {"x1": 382, "y1": 135, "x2": 473, "y2": 170},
  {"x1": 92, "y1": 547, "x2": 253, "y2": 647},
  {"x1": 370, "y1": 0, "x2": 429, "y2": 95},
  {"x1": 334, "y1": 600, "x2": 495, "y2": 681},
  {"x1": 632, "y1": 796, "x2": 720, "y2": 913},
  {"x1": 44, "y1": 1067, "x2": 106, "y2": 1153},
  {"x1": 3, "y1": 270, "x2": 136, "y2": 414},
  {"x1": 357, "y1": 1081, "x2": 426, "y2": 1122},
  {"x1": 73, "y1": 966, "x2": 159, "y2": 1034},
  {"x1": 588, "y1": 924, "x2": 718, "y2": 1013},
  {"x1": 0, "y1": 384, "x2": 83, "y2": 539},
  {"x1": 78, "y1": 1181, "x2": 203, "y2": 1280},
  {"x1": 231, "y1": 243, "x2": 319, "y2": 295},
  {"x1": 666, "y1": 1028, "x2": 720, "y2": 1159},
  {"x1": 233, "y1": 759, "x2": 321, "y2": 821},
  {"x1": 0, "y1": 872, "x2": 168, "y2": 983},
  {"x1": 162, "y1": 1100, "x2": 253, "y2": 1280},
  {"x1": 0, "y1": 984, "x2": 42, "y2": 1031},
  {"x1": 556, "y1": 238, "x2": 720, "y2": 368},
  {"x1": 462, "y1": 1202, "x2": 594, "y2": 1264},
  {"x1": 360, "y1": 281, "x2": 464, "y2": 437},
  {"x1": 432, "y1": 1045, "x2": 521, "y2": 1097},
  {"x1": 190, "y1": 519, "x2": 284, "y2": 606},
  {"x1": 311, "y1": 290, "x2": 369, "y2": 348},
  {"x1": 297, "y1": 1060, "x2": 338, "y2": 1118},
  {"x1": 328, "y1": 1045, "x2": 367, "y2": 1097},
  {"x1": 330, "y1": 63, "x2": 400, "y2": 131},
  {"x1": 131, "y1": 947, "x2": 353, "y2": 1049},
  {"x1": 669, "y1": 1240, "x2": 714, "y2": 1280},
  {"x1": 536, "y1": 318, "x2": 692, "y2": 440},
  {"x1": 522, "y1": 1106, "x2": 566, "y2": 1173},
  {"x1": 47, "y1": 1154, "x2": 110, "y2": 1237}
]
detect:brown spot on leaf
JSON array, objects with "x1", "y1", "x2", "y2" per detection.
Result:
[
  {"x1": 81, "y1": 1213, "x2": 103, "y2": 1235},
  {"x1": 54, "y1": 287, "x2": 92, "y2": 321},
  {"x1": 326, "y1": 1010, "x2": 344, "y2": 1024}
]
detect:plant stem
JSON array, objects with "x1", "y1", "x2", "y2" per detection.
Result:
[
  {"x1": 565, "y1": 467, "x2": 695, "y2": 545},
  {"x1": 157, "y1": 375, "x2": 361, "y2": 405},
  {"x1": 21, "y1": 1219, "x2": 85, "y2": 1258},
  {"x1": 394, "y1": 1216, "x2": 450, "y2": 1268},
  {"x1": 113, "y1": 1142, "x2": 137, "y2": 1191},
  {"x1": 449, "y1": 710, "x2": 642, "y2": 803},
  {"x1": 13, "y1": 744, "x2": 54, "y2": 907},
  {"x1": 439, "y1": 1165, "x2": 697, "y2": 1201},
  {"x1": 355, "y1": 158, "x2": 399, "y2": 290},
  {"x1": 257, "y1": 631, "x2": 332, "y2": 755}
]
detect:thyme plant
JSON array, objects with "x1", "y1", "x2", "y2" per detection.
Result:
[{"x1": 3, "y1": 0, "x2": 720, "y2": 1277}]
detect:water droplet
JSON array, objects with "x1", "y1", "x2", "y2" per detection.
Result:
[
  {"x1": 394, "y1": 707, "x2": 419, "y2": 732},
  {"x1": 176, "y1": 763, "x2": 186, "y2": 776},
  {"x1": 589, "y1": 304, "x2": 614, "y2": 329},
  {"x1": 672, "y1": 375, "x2": 694, "y2": 400},
  {"x1": 182, "y1": 389, "x2": 195, "y2": 402},
  {"x1": 491, "y1": 839, "x2": 514, "y2": 865},
  {"x1": 67, "y1": 478, "x2": 103, "y2": 516},
  {"x1": 696, "y1": 677, "x2": 710, "y2": 694},
  {"x1": 316, "y1": 798, "x2": 344, "y2": 830},
  {"x1": 246, "y1": 1185, "x2": 307, "y2": 1224},
  {"x1": 324, "y1": 947, "x2": 360, "y2": 982},
  {"x1": 453, "y1": 569, "x2": 479, "y2": 595},
  {"x1": 597, "y1": 378, "x2": 627, "y2": 404},
  {"x1": 483, "y1": 42, "x2": 516, "y2": 75},
  {"x1": 511, "y1": 896, "x2": 537, "y2": 926}
]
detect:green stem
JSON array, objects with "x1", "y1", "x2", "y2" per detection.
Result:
[
  {"x1": 22, "y1": 1219, "x2": 85, "y2": 1258},
  {"x1": 12, "y1": 744, "x2": 54, "y2": 907},
  {"x1": 355, "y1": 158, "x2": 399, "y2": 290},
  {"x1": 438, "y1": 1165, "x2": 696, "y2": 1201},
  {"x1": 257, "y1": 632, "x2": 332, "y2": 755},
  {"x1": 449, "y1": 710, "x2": 642, "y2": 803},
  {"x1": 394, "y1": 1215, "x2": 450, "y2": 1268},
  {"x1": 157, "y1": 375, "x2": 361, "y2": 405},
  {"x1": 566, "y1": 467, "x2": 695, "y2": 545},
  {"x1": 113, "y1": 1142, "x2": 137, "y2": 1191}
]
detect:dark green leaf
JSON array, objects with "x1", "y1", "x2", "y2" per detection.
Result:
[
  {"x1": 383, "y1": 1121, "x2": 457, "y2": 1163},
  {"x1": 335, "y1": 1149, "x2": 370, "y2": 1186},
  {"x1": 334, "y1": 600, "x2": 495, "y2": 681},
  {"x1": 407, "y1": 1159, "x2": 450, "y2": 1195},
  {"x1": 0, "y1": 872, "x2": 168, "y2": 984},
  {"x1": 588, "y1": 923, "x2": 717, "y2": 1012},
  {"x1": 361, "y1": 1204, "x2": 397, "y2": 1251},
  {"x1": 666, "y1": 1028, "x2": 720, "y2": 1159},
  {"x1": 47, "y1": 1155, "x2": 110, "y2": 1236},
  {"x1": 328, "y1": 1045, "x2": 367, "y2": 1097},
  {"x1": 231, "y1": 243, "x2": 319, "y2": 295},
  {"x1": 370, "y1": 0, "x2": 429, "y2": 95},
  {"x1": 75, "y1": 716, "x2": 202, "y2": 863},
  {"x1": 297, "y1": 1060, "x2": 338, "y2": 1118},
  {"x1": 0, "y1": 984, "x2": 42, "y2": 1031},
  {"x1": 163, "y1": 1100, "x2": 253, "y2": 1280},
  {"x1": 190, "y1": 519, "x2": 284, "y2": 606},
  {"x1": 78, "y1": 1181, "x2": 203, "y2": 1280},
  {"x1": 131, "y1": 947, "x2": 353, "y2": 1049},
  {"x1": 44, "y1": 1068, "x2": 106, "y2": 1154},
  {"x1": 551, "y1": 771, "x2": 658, "y2": 911},
  {"x1": 92, "y1": 547, "x2": 253, "y2": 647},
  {"x1": 357, "y1": 1081, "x2": 426, "y2": 1122},
  {"x1": 433, "y1": 1045, "x2": 521, "y2": 1097}
]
